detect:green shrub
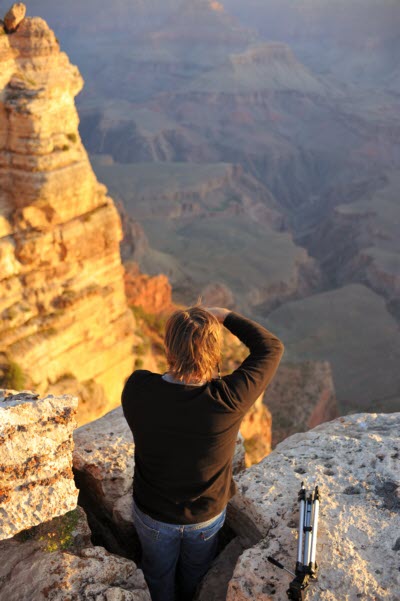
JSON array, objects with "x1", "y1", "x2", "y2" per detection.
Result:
[
  {"x1": 134, "y1": 341, "x2": 147, "y2": 356},
  {"x1": 130, "y1": 305, "x2": 166, "y2": 336},
  {"x1": 38, "y1": 508, "x2": 81, "y2": 552},
  {"x1": 0, "y1": 360, "x2": 26, "y2": 390},
  {"x1": 66, "y1": 133, "x2": 77, "y2": 143}
]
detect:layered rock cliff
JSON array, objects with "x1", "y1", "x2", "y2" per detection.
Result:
[{"x1": 0, "y1": 11, "x2": 137, "y2": 418}]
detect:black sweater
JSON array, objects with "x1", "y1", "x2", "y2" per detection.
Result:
[{"x1": 121, "y1": 311, "x2": 284, "y2": 524}]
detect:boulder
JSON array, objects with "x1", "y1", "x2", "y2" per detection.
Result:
[
  {"x1": 0, "y1": 389, "x2": 79, "y2": 540},
  {"x1": 3, "y1": 2, "x2": 26, "y2": 33},
  {"x1": 226, "y1": 413, "x2": 400, "y2": 600}
]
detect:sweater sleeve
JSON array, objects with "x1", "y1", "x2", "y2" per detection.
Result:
[{"x1": 219, "y1": 311, "x2": 284, "y2": 413}]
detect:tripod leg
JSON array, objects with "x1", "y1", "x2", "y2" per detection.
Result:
[
  {"x1": 309, "y1": 486, "x2": 320, "y2": 577},
  {"x1": 303, "y1": 492, "x2": 313, "y2": 566},
  {"x1": 296, "y1": 483, "x2": 306, "y2": 572}
]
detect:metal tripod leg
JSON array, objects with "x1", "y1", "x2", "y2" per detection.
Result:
[
  {"x1": 267, "y1": 482, "x2": 321, "y2": 601},
  {"x1": 309, "y1": 486, "x2": 320, "y2": 578},
  {"x1": 296, "y1": 483, "x2": 306, "y2": 572},
  {"x1": 303, "y1": 490, "x2": 314, "y2": 567}
]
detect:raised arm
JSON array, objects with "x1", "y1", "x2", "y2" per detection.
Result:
[{"x1": 210, "y1": 309, "x2": 284, "y2": 413}]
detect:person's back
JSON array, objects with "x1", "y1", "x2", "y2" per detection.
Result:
[{"x1": 121, "y1": 305, "x2": 284, "y2": 601}]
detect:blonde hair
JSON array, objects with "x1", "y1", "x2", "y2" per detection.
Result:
[{"x1": 164, "y1": 305, "x2": 222, "y2": 383}]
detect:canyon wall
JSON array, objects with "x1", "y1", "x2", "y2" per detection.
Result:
[
  {"x1": 264, "y1": 360, "x2": 339, "y2": 448},
  {"x1": 0, "y1": 12, "x2": 137, "y2": 418}
]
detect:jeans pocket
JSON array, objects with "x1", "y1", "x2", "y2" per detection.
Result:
[{"x1": 133, "y1": 507, "x2": 160, "y2": 541}]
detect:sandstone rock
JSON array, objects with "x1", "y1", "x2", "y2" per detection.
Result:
[
  {"x1": 264, "y1": 360, "x2": 339, "y2": 448},
  {"x1": 227, "y1": 413, "x2": 400, "y2": 600},
  {"x1": 0, "y1": 390, "x2": 79, "y2": 540},
  {"x1": 0, "y1": 504, "x2": 151, "y2": 601},
  {"x1": 0, "y1": 15, "x2": 137, "y2": 410},
  {"x1": 72, "y1": 405, "x2": 246, "y2": 558},
  {"x1": 3, "y1": 2, "x2": 26, "y2": 33},
  {"x1": 240, "y1": 396, "x2": 272, "y2": 467},
  {"x1": 124, "y1": 261, "x2": 173, "y2": 314}
]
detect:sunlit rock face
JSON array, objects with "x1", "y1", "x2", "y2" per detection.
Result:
[
  {"x1": 0, "y1": 389, "x2": 79, "y2": 541},
  {"x1": 240, "y1": 396, "x2": 272, "y2": 467},
  {"x1": 0, "y1": 10, "x2": 137, "y2": 415},
  {"x1": 226, "y1": 412, "x2": 400, "y2": 601},
  {"x1": 124, "y1": 261, "x2": 173, "y2": 315}
]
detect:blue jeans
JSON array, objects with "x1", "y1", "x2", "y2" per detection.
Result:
[{"x1": 132, "y1": 500, "x2": 227, "y2": 601}]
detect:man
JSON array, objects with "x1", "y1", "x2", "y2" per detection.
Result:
[{"x1": 121, "y1": 305, "x2": 284, "y2": 601}]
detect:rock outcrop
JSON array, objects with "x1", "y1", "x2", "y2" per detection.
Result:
[
  {"x1": 226, "y1": 412, "x2": 400, "y2": 601},
  {"x1": 0, "y1": 389, "x2": 79, "y2": 541},
  {"x1": 2, "y1": 388, "x2": 398, "y2": 601},
  {"x1": 0, "y1": 504, "x2": 151, "y2": 601},
  {"x1": 123, "y1": 261, "x2": 173, "y2": 315},
  {"x1": 72, "y1": 407, "x2": 400, "y2": 601},
  {"x1": 0, "y1": 9, "x2": 137, "y2": 416},
  {"x1": 48, "y1": 375, "x2": 111, "y2": 428},
  {"x1": 3, "y1": 2, "x2": 25, "y2": 32}
]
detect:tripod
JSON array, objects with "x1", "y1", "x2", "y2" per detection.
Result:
[{"x1": 268, "y1": 482, "x2": 320, "y2": 601}]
